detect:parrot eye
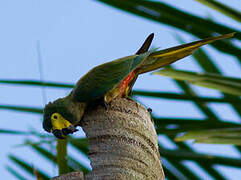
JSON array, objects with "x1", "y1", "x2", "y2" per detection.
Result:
[{"x1": 51, "y1": 113, "x2": 60, "y2": 120}]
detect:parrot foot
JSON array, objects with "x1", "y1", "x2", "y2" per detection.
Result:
[
  {"x1": 147, "y1": 108, "x2": 152, "y2": 113},
  {"x1": 147, "y1": 108, "x2": 154, "y2": 123}
]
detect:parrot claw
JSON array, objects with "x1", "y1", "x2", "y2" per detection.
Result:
[
  {"x1": 147, "y1": 108, "x2": 152, "y2": 113},
  {"x1": 52, "y1": 125, "x2": 79, "y2": 139},
  {"x1": 147, "y1": 108, "x2": 154, "y2": 123},
  {"x1": 62, "y1": 125, "x2": 78, "y2": 135}
]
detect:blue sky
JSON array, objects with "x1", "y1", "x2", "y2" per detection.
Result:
[{"x1": 0, "y1": 0, "x2": 240, "y2": 179}]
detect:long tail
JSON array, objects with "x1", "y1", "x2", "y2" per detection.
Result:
[
  {"x1": 125, "y1": 32, "x2": 234, "y2": 96},
  {"x1": 138, "y1": 33, "x2": 235, "y2": 74}
]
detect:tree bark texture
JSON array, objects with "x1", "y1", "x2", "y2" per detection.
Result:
[
  {"x1": 52, "y1": 172, "x2": 84, "y2": 180},
  {"x1": 82, "y1": 98, "x2": 164, "y2": 179},
  {"x1": 53, "y1": 98, "x2": 164, "y2": 179}
]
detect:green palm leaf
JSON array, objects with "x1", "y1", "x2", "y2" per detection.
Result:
[
  {"x1": 195, "y1": 0, "x2": 241, "y2": 22},
  {"x1": 6, "y1": 166, "x2": 27, "y2": 180},
  {"x1": 8, "y1": 155, "x2": 49, "y2": 179},
  {"x1": 154, "y1": 68, "x2": 241, "y2": 96},
  {"x1": 175, "y1": 128, "x2": 241, "y2": 145}
]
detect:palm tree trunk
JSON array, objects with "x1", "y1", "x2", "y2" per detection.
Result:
[{"x1": 54, "y1": 98, "x2": 164, "y2": 179}]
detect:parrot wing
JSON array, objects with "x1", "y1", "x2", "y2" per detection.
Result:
[
  {"x1": 72, "y1": 51, "x2": 152, "y2": 102},
  {"x1": 73, "y1": 33, "x2": 234, "y2": 102}
]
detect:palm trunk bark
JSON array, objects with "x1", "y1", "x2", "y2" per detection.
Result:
[{"x1": 54, "y1": 98, "x2": 164, "y2": 180}]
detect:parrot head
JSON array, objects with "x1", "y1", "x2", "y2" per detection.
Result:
[{"x1": 43, "y1": 97, "x2": 84, "y2": 139}]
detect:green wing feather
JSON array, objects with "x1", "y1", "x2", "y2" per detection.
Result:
[{"x1": 72, "y1": 52, "x2": 151, "y2": 102}]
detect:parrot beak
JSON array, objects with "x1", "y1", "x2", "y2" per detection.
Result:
[
  {"x1": 50, "y1": 113, "x2": 79, "y2": 139},
  {"x1": 52, "y1": 125, "x2": 78, "y2": 139}
]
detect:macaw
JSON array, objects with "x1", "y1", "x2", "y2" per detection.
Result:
[{"x1": 43, "y1": 33, "x2": 234, "y2": 139}]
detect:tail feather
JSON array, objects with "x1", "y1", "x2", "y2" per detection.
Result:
[
  {"x1": 136, "y1": 33, "x2": 154, "y2": 55},
  {"x1": 125, "y1": 33, "x2": 234, "y2": 96},
  {"x1": 138, "y1": 33, "x2": 235, "y2": 74}
]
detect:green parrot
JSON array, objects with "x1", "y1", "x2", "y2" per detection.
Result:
[{"x1": 43, "y1": 33, "x2": 234, "y2": 139}]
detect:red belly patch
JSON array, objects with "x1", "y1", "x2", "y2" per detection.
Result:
[{"x1": 117, "y1": 71, "x2": 136, "y2": 96}]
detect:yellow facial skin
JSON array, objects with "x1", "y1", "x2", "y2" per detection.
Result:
[{"x1": 51, "y1": 113, "x2": 72, "y2": 131}]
